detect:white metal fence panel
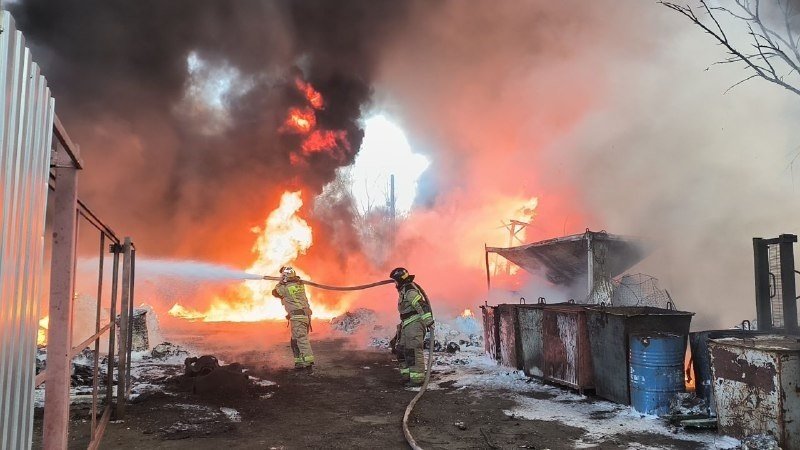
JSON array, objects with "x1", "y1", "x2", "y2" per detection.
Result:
[{"x1": 0, "y1": 10, "x2": 55, "y2": 450}]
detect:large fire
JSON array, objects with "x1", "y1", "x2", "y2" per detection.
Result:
[
  {"x1": 169, "y1": 191, "x2": 345, "y2": 322},
  {"x1": 280, "y1": 76, "x2": 350, "y2": 165}
]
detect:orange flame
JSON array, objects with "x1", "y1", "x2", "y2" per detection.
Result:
[
  {"x1": 169, "y1": 191, "x2": 345, "y2": 322},
  {"x1": 301, "y1": 130, "x2": 348, "y2": 156},
  {"x1": 37, "y1": 316, "x2": 49, "y2": 346},
  {"x1": 281, "y1": 107, "x2": 316, "y2": 134},
  {"x1": 461, "y1": 308, "x2": 474, "y2": 318},
  {"x1": 295, "y1": 78, "x2": 324, "y2": 110}
]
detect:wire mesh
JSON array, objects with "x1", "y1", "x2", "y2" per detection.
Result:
[
  {"x1": 610, "y1": 273, "x2": 673, "y2": 308},
  {"x1": 767, "y1": 243, "x2": 785, "y2": 328}
]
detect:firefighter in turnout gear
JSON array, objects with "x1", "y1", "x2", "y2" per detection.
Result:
[
  {"x1": 390, "y1": 267, "x2": 434, "y2": 387},
  {"x1": 271, "y1": 266, "x2": 314, "y2": 371}
]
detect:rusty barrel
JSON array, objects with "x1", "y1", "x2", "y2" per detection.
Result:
[{"x1": 629, "y1": 333, "x2": 685, "y2": 416}]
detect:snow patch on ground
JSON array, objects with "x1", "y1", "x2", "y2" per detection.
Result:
[
  {"x1": 428, "y1": 347, "x2": 741, "y2": 450},
  {"x1": 220, "y1": 407, "x2": 241, "y2": 423},
  {"x1": 251, "y1": 377, "x2": 277, "y2": 387}
]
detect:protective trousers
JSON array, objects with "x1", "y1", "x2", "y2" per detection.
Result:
[
  {"x1": 399, "y1": 320, "x2": 426, "y2": 383},
  {"x1": 290, "y1": 316, "x2": 314, "y2": 367}
]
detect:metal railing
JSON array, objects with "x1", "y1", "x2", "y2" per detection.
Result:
[{"x1": 35, "y1": 185, "x2": 137, "y2": 449}]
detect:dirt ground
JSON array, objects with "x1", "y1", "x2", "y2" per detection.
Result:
[{"x1": 32, "y1": 333, "x2": 712, "y2": 450}]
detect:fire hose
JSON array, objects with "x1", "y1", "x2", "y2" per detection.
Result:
[{"x1": 262, "y1": 275, "x2": 435, "y2": 450}]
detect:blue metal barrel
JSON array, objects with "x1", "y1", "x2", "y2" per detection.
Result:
[{"x1": 629, "y1": 333, "x2": 686, "y2": 416}]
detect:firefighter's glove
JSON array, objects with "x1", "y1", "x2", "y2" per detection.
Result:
[{"x1": 271, "y1": 288, "x2": 280, "y2": 299}]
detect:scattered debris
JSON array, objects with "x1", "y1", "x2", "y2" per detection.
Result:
[
  {"x1": 151, "y1": 342, "x2": 189, "y2": 360},
  {"x1": 185, "y1": 355, "x2": 220, "y2": 377},
  {"x1": 446, "y1": 342, "x2": 460, "y2": 353},
  {"x1": 369, "y1": 337, "x2": 390, "y2": 349},
  {"x1": 454, "y1": 421, "x2": 467, "y2": 430},
  {"x1": 330, "y1": 308, "x2": 377, "y2": 334},
  {"x1": 741, "y1": 434, "x2": 780, "y2": 450}
]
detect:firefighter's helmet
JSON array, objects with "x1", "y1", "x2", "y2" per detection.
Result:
[
  {"x1": 280, "y1": 266, "x2": 297, "y2": 280},
  {"x1": 389, "y1": 267, "x2": 414, "y2": 285}
]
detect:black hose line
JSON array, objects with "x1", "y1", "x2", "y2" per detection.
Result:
[{"x1": 261, "y1": 275, "x2": 394, "y2": 291}]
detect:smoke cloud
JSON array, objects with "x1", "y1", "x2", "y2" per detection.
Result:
[
  {"x1": 372, "y1": 1, "x2": 800, "y2": 328},
  {"x1": 12, "y1": 0, "x2": 800, "y2": 330}
]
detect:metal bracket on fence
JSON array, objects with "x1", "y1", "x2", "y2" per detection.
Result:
[
  {"x1": 519, "y1": 297, "x2": 526, "y2": 304},
  {"x1": 741, "y1": 319, "x2": 751, "y2": 330},
  {"x1": 568, "y1": 298, "x2": 576, "y2": 304},
  {"x1": 537, "y1": 297, "x2": 546, "y2": 304},
  {"x1": 666, "y1": 300, "x2": 675, "y2": 310}
]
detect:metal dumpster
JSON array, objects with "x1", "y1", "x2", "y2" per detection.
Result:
[
  {"x1": 497, "y1": 303, "x2": 523, "y2": 369},
  {"x1": 586, "y1": 306, "x2": 693, "y2": 405},
  {"x1": 542, "y1": 304, "x2": 594, "y2": 391},
  {"x1": 480, "y1": 304, "x2": 500, "y2": 361},
  {"x1": 689, "y1": 329, "x2": 766, "y2": 414},
  {"x1": 710, "y1": 335, "x2": 800, "y2": 448}
]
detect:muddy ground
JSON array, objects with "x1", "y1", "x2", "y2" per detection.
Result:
[{"x1": 32, "y1": 336, "x2": 712, "y2": 450}]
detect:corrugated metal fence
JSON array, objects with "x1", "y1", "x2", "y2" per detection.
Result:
[{"x1": 0, "y1": 9, "x2": 56, "y2": 450}]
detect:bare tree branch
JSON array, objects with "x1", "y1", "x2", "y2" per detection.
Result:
[{"x1": 660, "y1": 0, "x2": 800, "y2": 98}]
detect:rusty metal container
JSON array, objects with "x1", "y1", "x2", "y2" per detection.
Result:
[
  {"x1": 497, "y1": 304, "x2": 523, "y2": 369},
  {"x1": 541, "y1": 304, "x2": 594, "y2": 391},
  {"x1": 480, "y1": 304, "x2": 500, "y2": 361},
  {"x1": 689, "y1": 329, "x2": 766, "y2": 415},
  {"x1": 586, "y1": 306, "x2": 693, "y2": 405},
  {"x1": 518, "y1": 304, "x2": 545, "y2": 377},
  {"x1": 709, "y1": 335, "x2": 800, "y2": 448}
]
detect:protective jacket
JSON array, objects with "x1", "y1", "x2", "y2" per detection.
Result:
[
  {"x1": 397, "y1": 282, "x2": 434, "y2": 328},
  {"x1": 272, "y1": 277, "x2": 311, "y2": 317}
]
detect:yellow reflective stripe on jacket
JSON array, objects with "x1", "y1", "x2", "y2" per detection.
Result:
[
  {"x1": 403, "y1": 311, "x2": 434, "y2": 327},
  {"x1": 402, "y1": 314, "x2": 421, "y2": 327},
  {"x1": 410, "y1": 293, "x2": 423, "y2": 306}
]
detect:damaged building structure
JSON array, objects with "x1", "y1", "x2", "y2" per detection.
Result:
[{"x1": 484, "y1": 230, "x2": 800, "y2": 448}]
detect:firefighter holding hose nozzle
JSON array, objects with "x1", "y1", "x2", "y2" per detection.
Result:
[
  {"x1": 271, "y1": 266, "x2": 315, "y2": 372},
  {"x1": 390, "y1": 267, "x2": 434, "y2": 387}
]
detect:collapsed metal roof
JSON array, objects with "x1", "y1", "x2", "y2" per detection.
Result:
[{"x1": 487, "y1": 231, "x2": 648, "y2": 286}]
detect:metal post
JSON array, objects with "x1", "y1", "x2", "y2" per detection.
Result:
[
  {"x1": 115, "y1": 238, "x2": 132, "y2": 419},
  {"x1": 42, "y1": 158, "x2": 78, "y2": 450},
  {"x1": 105, "y1": 244, "x2": 120, "y2": 407},
  {"x1": 484, "y1": 244, "x2": 491, "y2": 291},
  {"x1": 753, "y1": 238, "x2": 773, "y2": 332},
  {"x1": 91, "y1": 232, "x2": 105, "y2": 435},
  {"x1": 779, "y1": 234, "x2": 798, "y2": 334},
  {"x1": 586, "y1": 232, "x2": 594, "y2": 300},
  {"x1": 125, "y1": 246, "x2": 135, "y2": 397}
]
